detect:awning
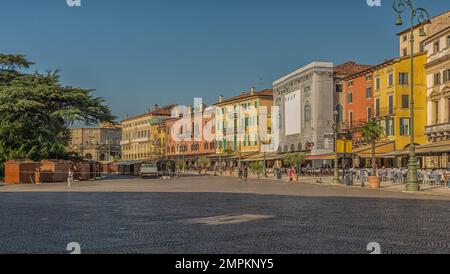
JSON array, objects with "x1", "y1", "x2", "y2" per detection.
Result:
[
  {"x1": 305, "y1": 154, "x2": 336, "y2": 161},
  {"x1": 241, "y1": 152, "x2": 282, "y2": 162},
  {"x1": 353, "y1": 141, "x2": 396, "y2": 158},
  {"x1": 117, "y1": 160, "x2": 143, "y2": 166},
  {"x1": 230, "y1": 152, "x2": 258, "y2": 160},
  {"x1": 380, "y1": 140, "x2": 450, "y2": 157},
  {"x1": 415, "y1": 140, "x2": 450, "y2": 155}
]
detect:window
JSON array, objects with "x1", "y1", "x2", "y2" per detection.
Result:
[
  {"x1": 385, "y1": 119, "x2": 394, "y2": 136},
  {"x1": 349, "y1": 112, "x2": 353, "y2": 128},
  {"x1": 434, "y1": 101, "x2": 439, "y2": 125},
  {"x1": 388, "y1": 73, "x2": 394, "y2": 87},
  {"x1": 401, "y1": 95, "x2": 409, "y2": 109},
  {"x1": 389, "y1": 95, "x2": 394, "y2": 115},
  {"x1": 366, "y1": 87, "x2": 373, "y2": 99},
  {"x1": 375, "y1": 98, "x2": 380, "y2": 117},
  {"x1": 348, "y1": 93, "x2": 353, "y2": 104},
  {"x1": 399, "y1": 73, "x2": 409, "y2": 85},
  {"x1": 403, "y1": 48, "x2": 408, "y2": 57},
  {"x1": 444, "y1": 69, "x2": 450, "y2": 82},
  {"x1": 336, "y1": 104, "x2": 343, "y2": 123},
  {"x1": 448, "y1": 98, "x2": 450, "y2": 123},
  {"x1": 433, "y1": 41, "x2": 440, "y2": 53},
  {"x1": 336, "y1": 84, "x2": 343, "y2": 93},
  {"x1": 304, "y1": 104, "x2": 311, "y2": 123},
  {"x1": 367, "y1": 107, "x2": 373, "y2": 121},
  {"x1": 348, "y1": 81, "x2": 354, "y2": 88},
  {"x1": 400, "y1": 118, "x2": 411, "y2": 136},
  {"x1": 304, "y1": 86, "x2": 311, "y2": 92},
  {"x1": 403, "y1": 35, "x2": 407, "y2": 42},
  {"x1": 376, "y1": 77, "x2": 380, "y2": 90},
  {"x1": 366, "y1": 74, "x2": 372, "y2": 81},
  {"x1": 434, "y1": 73, "x2": 441, "y2": 86},
  {"x1": 419, "y1": 42, "x2": 425, "y2": 52}
]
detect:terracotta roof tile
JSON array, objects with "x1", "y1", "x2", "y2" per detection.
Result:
[
  {"x1": 334, "y1": 61, "x2": 373, "y2": 76},
  {"x1": 216, "y1": 89, "x2": 273, "y2": 105}
]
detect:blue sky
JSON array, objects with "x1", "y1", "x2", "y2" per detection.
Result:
[{"x1": 1, "y1": 0, "x2": 449, "y2": 121}]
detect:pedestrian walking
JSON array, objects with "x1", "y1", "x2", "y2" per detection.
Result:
[
  {"x1": 67, "y1": 168, "x2": 74, "y2": 188},
  {"x1": 243, "y1": 166, "x2": 248, "y2": 182},
  {"x1": 289, "y1": 167, "x2": 293, "y2": 182}
]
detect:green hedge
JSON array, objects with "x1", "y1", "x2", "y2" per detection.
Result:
[{"x1": 0, "y1": 162, "x2": 4, "y2": 180}]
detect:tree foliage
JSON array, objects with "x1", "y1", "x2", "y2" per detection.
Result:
[
  {"x1": 250, "y1": 162, "x2": 264, "y2": 179},
  {"x1": 360, "y1": 120, "x2": 385, "y2": 176},
  {"x1": 0, "y1": 54, "x2": 115, "y2": 162},
  {"x1": 283, "y1": 152, "x2": 306, "y2": 167},
  {"x1": 197, "y1": 157, "x2": 211, "y2": 168}
]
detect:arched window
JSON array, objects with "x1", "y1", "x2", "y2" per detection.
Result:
[
  {"x1": 298, "y1": 143, "x2": 302, "y2": 151},
  {"x1": 99, "y1": 153, "x2": 106, "y2": 161},
  {"x1": 304, "y1": 102, "x2": 311, "y2": 124},
  {"x1": 290, "y1": 144, "x2": 296, "y2": 152},
  {"x1": 284, "y1": 145, "x2": 288, "y2": 153}
]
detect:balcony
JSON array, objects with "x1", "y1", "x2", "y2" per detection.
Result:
[
  {"x1": 427, "y1": 47, "x2": 449, "y2": 65},
  {"x1": 120, "y1": 140, "x2": 130, "y2": 145},
  {"x1": 132, "y1": 137, "x2": 151, "y2": 143},
  {"x1": 379, "y1": 107, "x2": 395, "y2": 118},
  {"x1": 425, "y1": 123, "x2": 450, "y2": 138}
]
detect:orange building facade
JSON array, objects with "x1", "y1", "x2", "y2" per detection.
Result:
[
  {"x1": 342, "y1": 69, "x2": 374, "y2": 145},
  {"x1": 164, "y1": 107, "x2": 216, "y2": 166}
]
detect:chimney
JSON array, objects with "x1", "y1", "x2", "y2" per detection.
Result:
[
  {"x1": 250, "y1": 87, "x2": 256, "y2": 95},
  {"x1": 219, "y1": 95, "x2": 224, "y2": 103}
]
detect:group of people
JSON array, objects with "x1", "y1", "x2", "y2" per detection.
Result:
[{"x1": 238, "y1": 166, "x2": 249, "y2": 182}]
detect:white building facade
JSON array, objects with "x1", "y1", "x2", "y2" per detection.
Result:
[{"x1": 273, "y1": 62, "x2": 335, "y2": 167}]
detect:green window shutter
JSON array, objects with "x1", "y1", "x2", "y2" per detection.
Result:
[
  {"x1": 400, "y1": 119, "x2": 404, "y2": 135},
  {"x1": 385, "y1": 120, "x2": 389, "y2": 136},
  {"x1": 392, "y1": 119, "x2": 395, "y2": 136}
]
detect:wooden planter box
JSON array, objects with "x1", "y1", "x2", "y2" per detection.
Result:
[
  {"x1": 39, "y1": 160, "x2": 73, "y2": 183},
  {"x1": 75, "y1": 162, "x2": 94, "y2": 181},
  {"x1": 5, "y1": 160, "x2": 39, "y2": 184}
]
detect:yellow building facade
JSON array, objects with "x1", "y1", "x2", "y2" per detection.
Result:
[
  {"x1": 120, "y1": 106, "x2": 173, "y2": 161},
  {"x1": 215, "y1": 88, "x2": 273, "y2": 155},
  {"x1": 373, "y1": 53, "x2": 428, "y2": 151}
]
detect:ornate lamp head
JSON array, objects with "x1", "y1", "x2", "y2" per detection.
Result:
[{"x1": 395, "y1": 14, "x2": 403, "y2": 26}]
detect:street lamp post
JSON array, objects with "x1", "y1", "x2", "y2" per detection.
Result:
[
  {"x1": 332, "y1": 110, "x2": 340, "y2": 185},
  {"x1": 393, "y1": 0, "x2": 430, "y2": 192}
]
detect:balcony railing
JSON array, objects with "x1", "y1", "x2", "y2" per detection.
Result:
[
  {"x1": 132, "y1": 137, "x2": 151, "y2": 143},
  {"x1": 379, "y1": 107, "x2": 395, "y2": 117},
  {"x1": 425, "y1": 123, "x2": 450, "y2": 136},
  {"x1": 120, "y1": 140, "x2": 130, "y2": 145}
]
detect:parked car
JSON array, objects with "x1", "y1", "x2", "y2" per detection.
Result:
[{"x1": 140, "y1": 163, "x2": 159, "y2": 178}]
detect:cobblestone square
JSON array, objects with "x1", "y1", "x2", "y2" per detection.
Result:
[{"x1": 1, "y1": 175, "x2": 449, "y2": 254}]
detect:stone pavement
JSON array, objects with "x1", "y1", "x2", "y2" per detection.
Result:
[
  {"x1": 1, "y1": 174, "x2": 450, "y2": 201},
  {"x1": 185, "y1": 171, "x2": 450, "y2": 199},
  {"x1": 1, "y1": 175, "x2": 450, "y2": 254}
]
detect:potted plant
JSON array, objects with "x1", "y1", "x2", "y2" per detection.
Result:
[
  {"x1": 360, "y1": 119, "x2": 385, "y2": 189},
  {"x1": 250, "y1": 162, "x2": 264, "y2": 179},
  {"x1": 197, "y1": 157, "x2": 211, "y2": 175}
]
